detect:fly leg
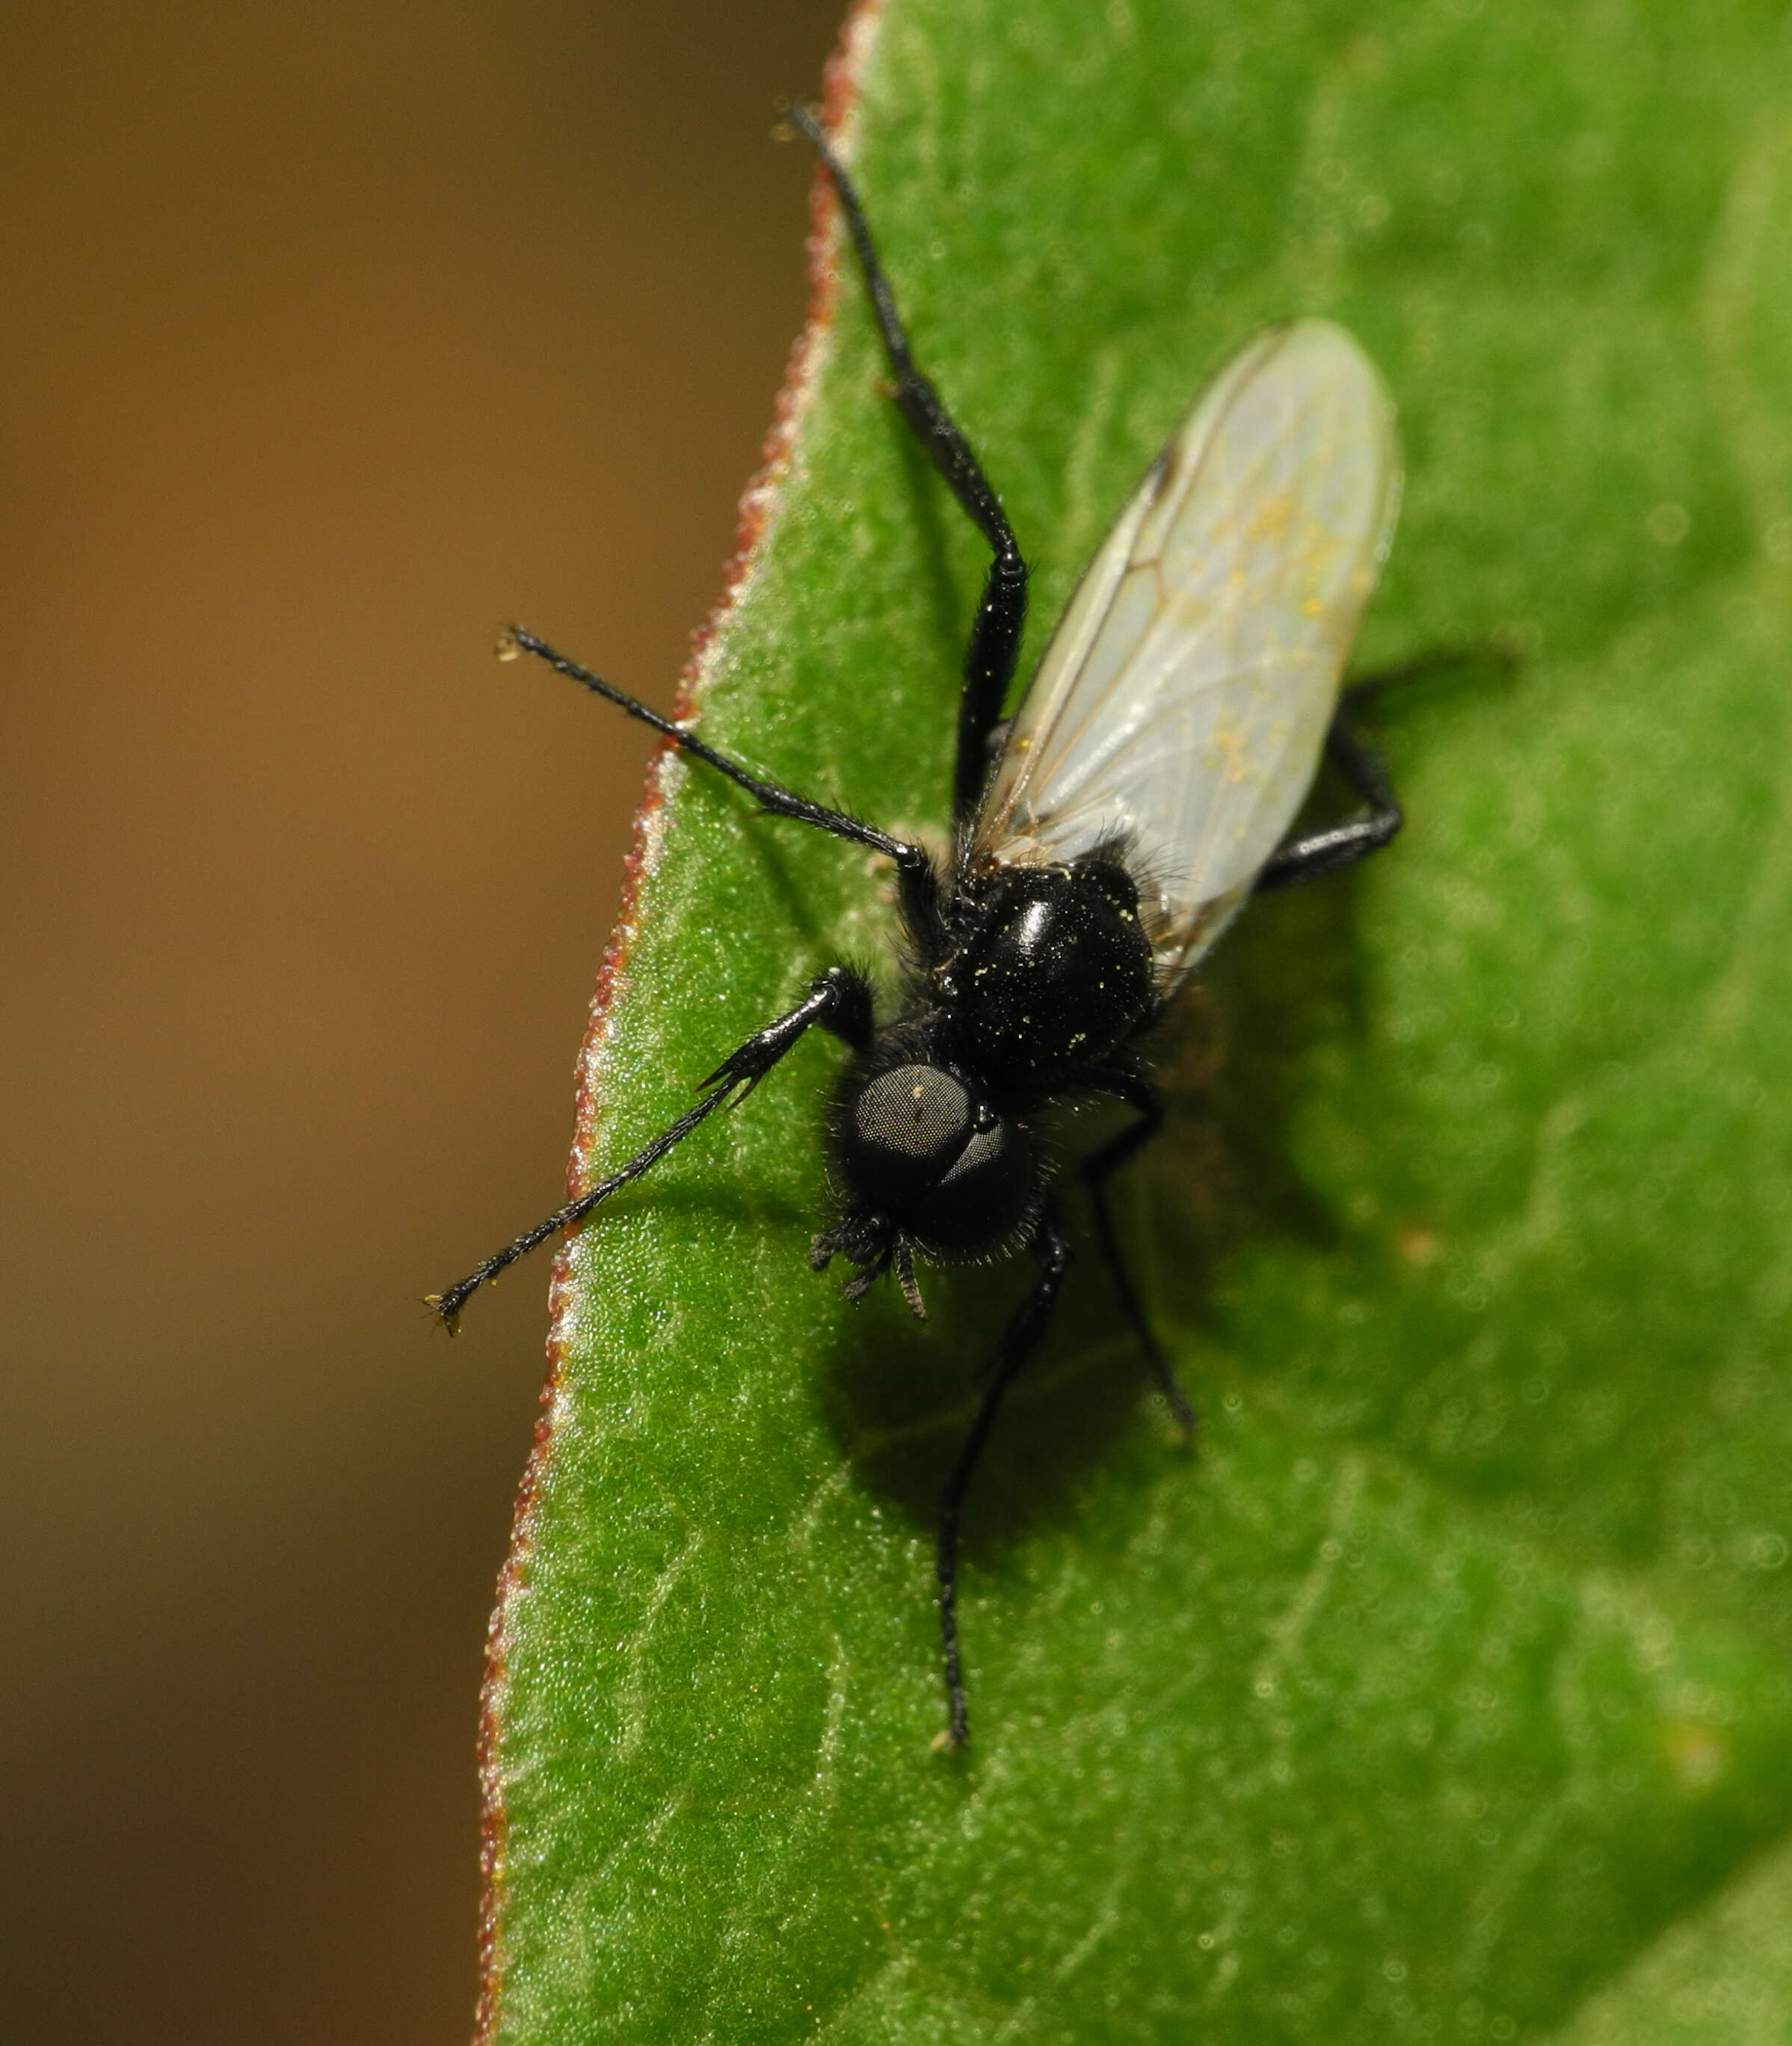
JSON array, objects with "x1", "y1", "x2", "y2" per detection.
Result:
[
  {"x1": 1086, "y1": 1072, "x2": 1195, "y2": 1438},
  {"x1": 502, "y1": 630, "x2": 949, "y2": 956},
  {"x1": 935, "y1": 1207, "x2": 1074, "y2": 1750},
  {"x1": 1257, "y1": 642, "x2": 1516, "y2": 891},
  {"x1": 1253, "y1": 696, "x2": 1402, "y2": 889},
  {"x1": 427, "y1": 965, "x2": 873, "y2": 1327},
  {"x1": 787, "y1": 104, "x2": 1028, "y2": 829},
  {"x1": 503, "y1": 626, "x2": 936, "y2": 873}
]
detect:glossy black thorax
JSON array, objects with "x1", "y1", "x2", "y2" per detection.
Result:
[{"x1": 932, "y1": 855, "x2": 1157, "y2": 1100}]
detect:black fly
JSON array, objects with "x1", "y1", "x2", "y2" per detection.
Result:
[{"x1": 432, "y1": 105, "x2": 1418, "y2": 1748}]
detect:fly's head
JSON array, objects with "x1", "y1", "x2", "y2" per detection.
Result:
[{"x1": 811, "y1": 1057, "x2": 1041, "y2": 1318}]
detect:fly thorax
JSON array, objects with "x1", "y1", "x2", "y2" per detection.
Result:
[{"x1": 945, "y1": 861, "x2": 1155, "y2": 1090}]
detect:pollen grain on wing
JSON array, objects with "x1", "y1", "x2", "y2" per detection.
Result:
[
  {"x1": 1200, "y1": 710, "x2": 1259, "y2": 787},
  {"x1": 1243, "y1": 488, "x2": 1296, "y2": 546}
]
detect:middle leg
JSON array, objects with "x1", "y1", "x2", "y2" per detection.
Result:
[
  {"x1": 934, "y1": 1207, "x2": 1074, "y2": 1749},
  {"x1": 1085, "y1": 1072, "x2": 1195, "y2": 1439},
  {"x1": 427, "y1": 965, "x2": 873, "y2": 1328}
]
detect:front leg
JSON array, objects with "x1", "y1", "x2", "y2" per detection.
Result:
[
  {"x1": 427, "y1": 966, "x2": 874, "y2": 1328},
  {"x1": 505, "y1": 628, "x2": 935, "y2": 877}
]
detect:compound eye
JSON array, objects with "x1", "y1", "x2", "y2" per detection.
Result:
[
  {"x1": 839, "y1": 1063, "x2": 977, "y2": 1224},
  {"x1": 917, "y1": 1107, "x2": 1037, "y2": 1253},
  {"x1": 836, "y1": 1062, "x2": 1038, "y2": 1257},
  {"x1": 852, "y1": 1064, "x2": 972, "y2": 1170},
  {"x1": 937, "y1": 1122, "x2": 1005, "y2": 1191}
]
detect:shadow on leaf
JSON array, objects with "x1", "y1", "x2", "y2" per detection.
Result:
[{"x1": 809, "y1": 847, "x2": 1383, "y2": 1560}]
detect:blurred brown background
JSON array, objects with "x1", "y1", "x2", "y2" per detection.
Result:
[{"x1": 0, "y1": 2, "x2": 845, "y2": 2037}]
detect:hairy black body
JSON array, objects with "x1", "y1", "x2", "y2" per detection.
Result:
[{"x1": 431, "y1": 108, "x2": 1420, "y2": 1748}]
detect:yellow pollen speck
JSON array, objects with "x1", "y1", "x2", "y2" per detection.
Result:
[{"x1": 1244, "y1": 490, "x2": 1294, "y2": 544}]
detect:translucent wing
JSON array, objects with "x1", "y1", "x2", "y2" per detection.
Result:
[{"x1": 973, "y1": 319, "x2": 1401, "y2": 988}]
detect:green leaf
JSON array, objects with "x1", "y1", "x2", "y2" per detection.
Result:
[
  {"x1": 1541, "y1": 1834, "x2": 1792, "y2": 2046},
  {"x1": 477, "y1": 1, "x2": 1792, "y2": 2039}
]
